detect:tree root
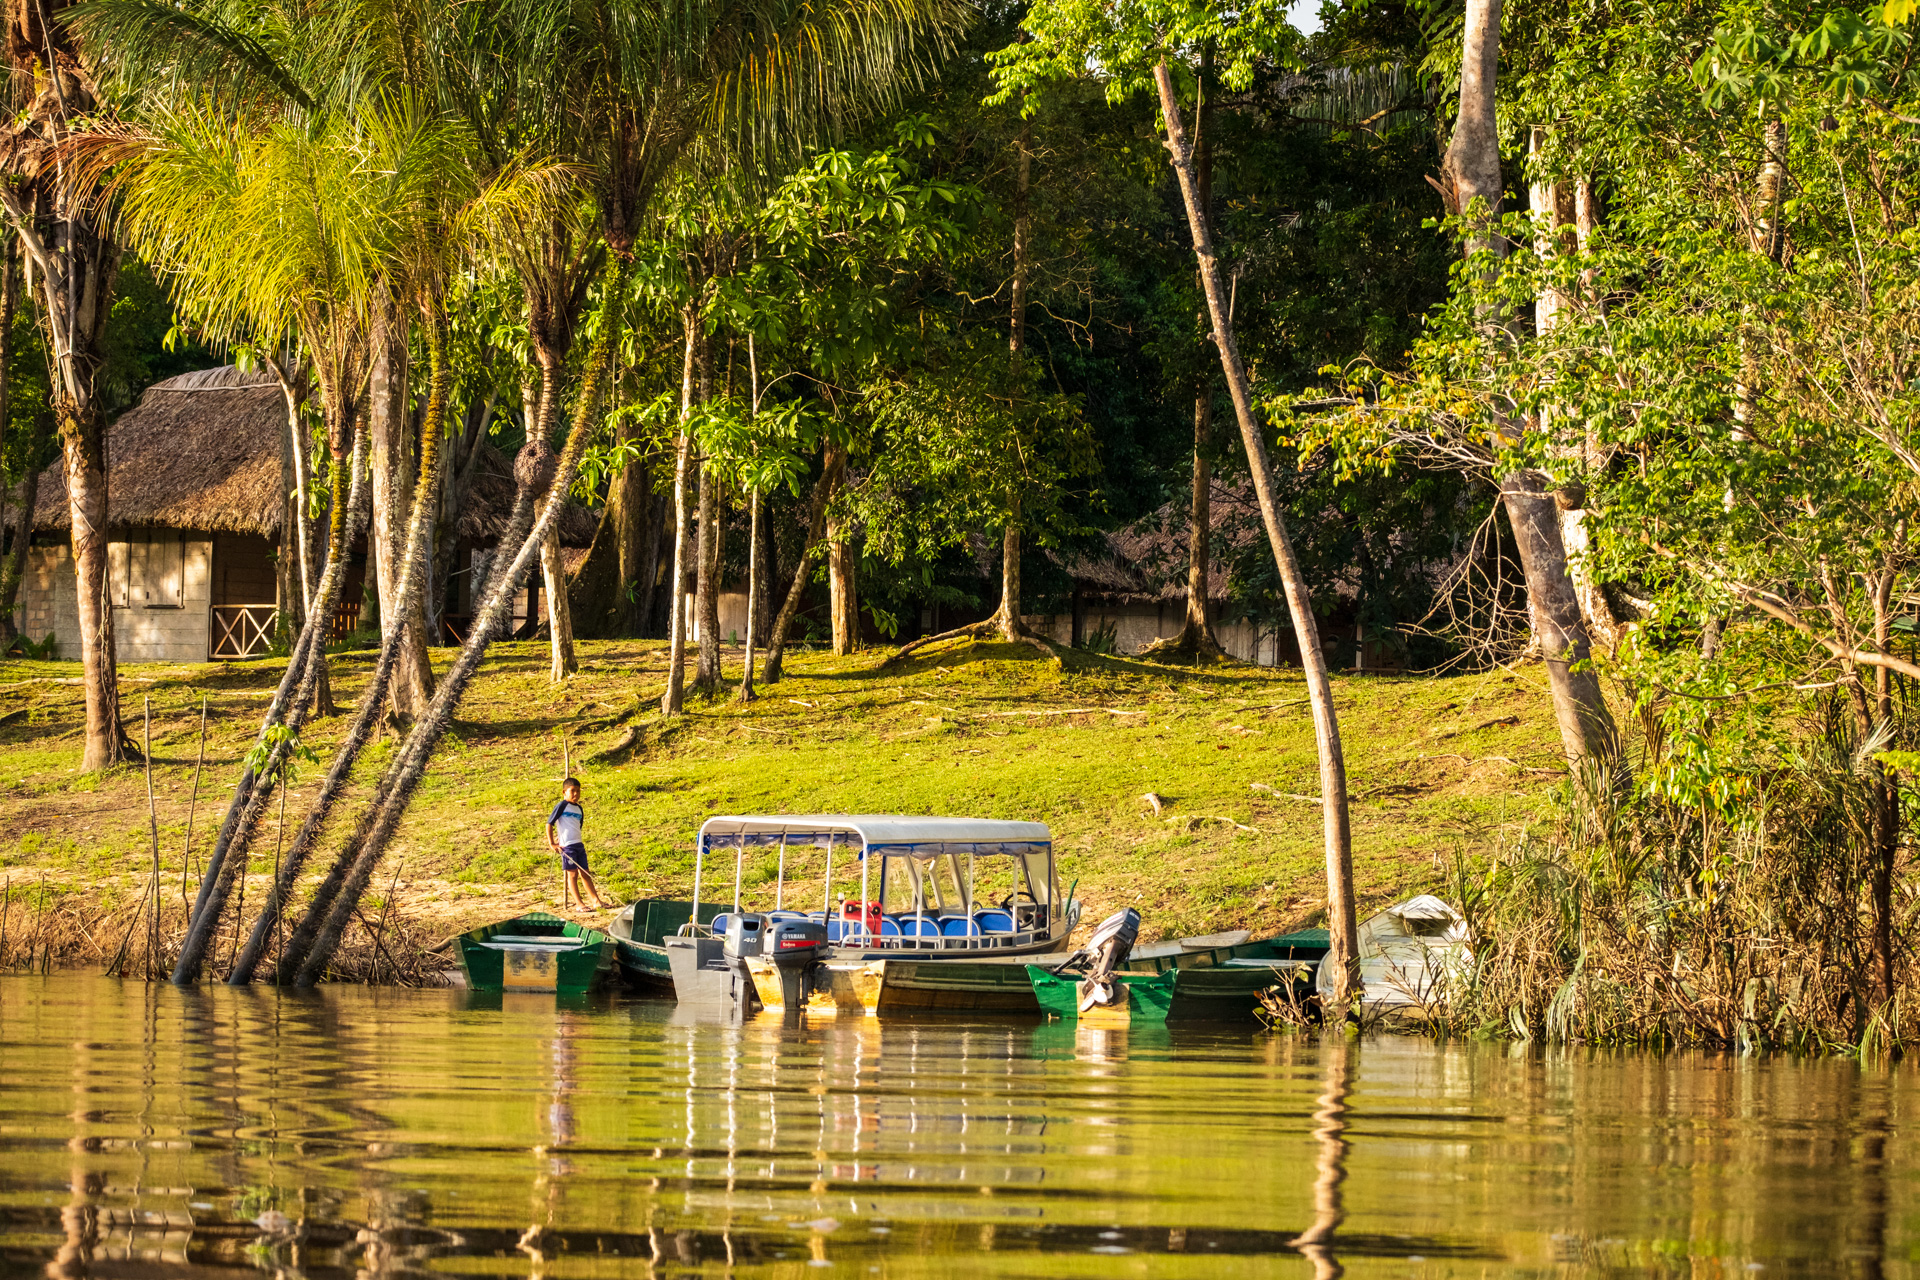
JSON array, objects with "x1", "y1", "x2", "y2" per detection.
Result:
[
  {"x1": 1138, "y1": 623, "x2": 1225, "y2": 663},
  {"x1": 880, "y1": 617, "x2": 1067, "y2": 669}
]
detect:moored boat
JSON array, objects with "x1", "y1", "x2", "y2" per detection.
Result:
[
  {"x1": 608, "y1": 898, "x2": 727, "y2": 993},
  {"x1": 648, "y1": 815, "x2": 1079, "y2": 1012},
  {"x1": 455, "y1": 913, "x2": 615, "y2": 995}
]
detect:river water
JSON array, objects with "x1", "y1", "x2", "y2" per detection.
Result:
[{"x1": 0, "y1": 975, "x2": 1912, "y2": 1278}]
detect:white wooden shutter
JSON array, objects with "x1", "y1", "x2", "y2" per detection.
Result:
[{"x1": 108, "y1": 541, "x2": 130, "y2": 609}]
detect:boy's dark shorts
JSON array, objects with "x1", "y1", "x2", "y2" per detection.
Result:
[{"x1": 560, "y1": 843, "x2": 590, "y2": 873}]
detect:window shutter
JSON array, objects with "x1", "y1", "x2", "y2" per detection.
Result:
[
  {"x1": 129, "y1": 535, "x2": 151, "y2": 605},
  {"x1": 152, "y1": 531, "x2": 184, "y2": 607},
  {"x1": 108, "y1": 541, "x2": 130, "y2": 609}
]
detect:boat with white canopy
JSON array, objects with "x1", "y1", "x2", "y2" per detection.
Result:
[{"x1": 608, "y1": 815, "x2": 1080, "y2": 996}]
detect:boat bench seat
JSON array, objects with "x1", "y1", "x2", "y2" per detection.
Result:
[
  {"x1": 938, "y1": 916, "x2": 982, "y2": 937},
  {"x1": 881, "y1": 914, "x2": 942, "y2": 938},
  {"x1": 973, "y1": 910, "x2": 1016, "y2": 935}
]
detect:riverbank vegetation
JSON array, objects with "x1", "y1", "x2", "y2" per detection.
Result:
[
  {"x1": 0, "y1": 0, "x2": 1913, "y2": 1050},
  {"x1": 0, "y1": 642, "x2": 1556, "y2": 977}
]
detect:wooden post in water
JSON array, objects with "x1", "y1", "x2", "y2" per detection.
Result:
[
  {"x1": 143, "y1": 697, "x2": 160, "y2": 979},
  {"x1": 181, "y1": 696, "x2": 208, "y2": 904}
]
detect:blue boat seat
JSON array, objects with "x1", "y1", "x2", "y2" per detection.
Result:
[
  {"x1": 709, "y1": 913, "x2": 734, "y2": 936},
  {"x1": 890, "y1": 914, "x2": 941, "y2": 938},
  {"x1": 938, "y1": 916, "x2": 982, "y2": 937},
  {"x1": 767, "y1": 911, "x2": 807, "y2": 922},
  {"x1": 974, "y1": 910, "x2": 1015, "y2": 934},
  {"x1": 879, "y1": 916, "x2": 903, "y2": 936}
]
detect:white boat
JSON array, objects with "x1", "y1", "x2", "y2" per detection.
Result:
[
  {"x1": 1317, "y1": 895, "x2": 1473, "y2": 1013},
  {"x1": 617, "y1": 814, "x2": 1081, "y2": 1012}
]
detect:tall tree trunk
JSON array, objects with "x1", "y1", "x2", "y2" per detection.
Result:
[
  {"x1": 827, "y1": 507, "x2": 856, "y2": 655},
  {"x1": 694, "y1": 465, "x2": 722, "y2": 686},
  {"x1": 279, "y1": 258, "x2": 627, "y2": 987},
  {"x1": 231, "y1": 312, "x2": 452, "y2": 984},
  {"x1": 660, "y1": 312, "x2": 696, "y2": 715},
  {"x1": 0, "y1": 0, "x2": 124, "y2": 769},
  {"x1": 541, "y1": 514, "x2": 575, "y2": 680},
  {"x1": 1150, "y1": 48, "x2": 1223, "y2": 661},
  {"x1": 1530, "y1": 137, "x2": 1618, "y2": 655},
  {"x1": 0, "y1": 242, "x2": 35, "y2": 642},
  {"x1": 990, "y1": 118, "x2": 1033, "y2": 643},
  {"x1": 640, "y1": 482, "x2": 666, "y2": 637},
  {"x1": 1443, "y1": 8, "x2": 1619, "y2": 774},
  {"x1": 610, "y1": 442, "x2": 652, "y2": 635},
  {"x1": 737, "y1": 489, "x2": 760, "y2": 701},
  {"x1": 369, "y1": 301, "x2": 435, "y2": 718},
  {"x1": 764, "y1": 444, "x2": 845, "y2": 683},
  {"x1": 1151, "y1": 59, "x2": 1358, "y2": 1002}
]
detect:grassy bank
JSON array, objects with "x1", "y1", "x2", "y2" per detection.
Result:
[{"x1": 0, "y1": 638, "x2": 1563, "y2": 973}]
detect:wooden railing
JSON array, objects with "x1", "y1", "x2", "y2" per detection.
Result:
[
  {"x1": 328, "y1": 599, "x2": 361, "y2": 642},
  {"x1": 210, "y1": 605, "x2": 278, "y2": 659}
]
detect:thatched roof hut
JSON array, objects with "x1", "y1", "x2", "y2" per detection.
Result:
[
  {"x1": 30, "y1": 365, "x2": 285, "y2": 535},
  {"x1": 29, "y1": 365, "x2": 596, "y2": 546}
]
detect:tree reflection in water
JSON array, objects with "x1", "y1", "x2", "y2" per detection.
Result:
[{"x1": 1290, "y1": 1035, "x2": 1353, "y2": 1280}]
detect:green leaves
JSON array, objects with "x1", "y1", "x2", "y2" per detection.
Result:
[
  {"x1": 1694, "y1": 8, "x2": 1913, "y2": 111},
  {"x1": 986, "y1": 0, "x2": 1304, "y2": 111}
]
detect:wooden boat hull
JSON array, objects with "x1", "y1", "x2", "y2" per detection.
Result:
[{"x1": 456, "y1": 913, "x2": 614, "y2": 996}]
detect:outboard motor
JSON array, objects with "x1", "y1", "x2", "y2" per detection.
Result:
[
  {"x1": 721, "y1": 914, "x2": 769, "y2": 1015},
  {"x1": 766, "y1": 917, "x2": 829, "y2": 1009},
  {"x1": 1051, "y1": 907, "x2": 1141, "y2": 1011}
]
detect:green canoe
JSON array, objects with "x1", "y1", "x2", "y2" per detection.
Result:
[
  {"x1": 1028, "y1": 959, "x2": 1311, "y2": 1022},
  {"x1": 456, "y1": 913, "x2": 615, "y2": 995}
]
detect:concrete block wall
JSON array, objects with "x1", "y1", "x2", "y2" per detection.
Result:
[
  {"x1": 118, "y1": 539, "x2": 212, "y2": 662},
  {"x1": 15, "y1": 537, "x2": 215, "y2": 663}
]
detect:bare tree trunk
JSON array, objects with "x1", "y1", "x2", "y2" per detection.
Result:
[
  {"x1": 661, "y1": 312, "x2": 696, "y2": 715},
  {"x1": 610, "y1": 442, "x2": 652, "y2": 635},
  {"x1": 737, "y1": 489, "x2": 760, "y2": 701},
  {"x1": 1150, "y1": 49, "x2": 1223, "y2": 662},
  {"x1": 541, "y1": 514, "x2": 575, "y2": 680},
  {"x1": 0, "y1": 242, "x2": 36, "y2": 641},
  {"x1": 763, "y1": 444, "x2": 845, "y2": 683},
  {"x1": 1529, "y1": 138, "x2": 1618, "y2": 655},
  {"x1": 1443, "y1": 12, "x2": 1619, "y2": 774},
  {"x1": 827, "y1": 509, "x2": 856, "y2": 655},
  {"x1": 694, "y1": 466, "x2": 722, "y2": 686},
  {"x1": 1151, "y1": 59, "x2": 1358, "y2": 1003},
  {"x1": 989, "y1": 117, "x2": 1033, "y2": 643},
  {"x1": 369, "y1": 303, "x2": 436, "y2": 718}
]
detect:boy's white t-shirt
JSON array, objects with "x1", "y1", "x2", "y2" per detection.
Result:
[{"x1": 549, "y1": 798, "x2": 584, "y2": 847}]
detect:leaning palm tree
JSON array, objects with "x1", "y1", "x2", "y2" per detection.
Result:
[{"x1": 274, "y1": 0, "x2": 973, "y2": 983}]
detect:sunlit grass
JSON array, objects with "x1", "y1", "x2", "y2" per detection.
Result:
[{"x1": 0, "y1": 638, "x2": 1561, "y2": 942}]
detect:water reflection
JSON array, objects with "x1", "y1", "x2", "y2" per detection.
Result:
[{"x1": 0, "y1": 975, "x2": 1916, "y2": 1277}]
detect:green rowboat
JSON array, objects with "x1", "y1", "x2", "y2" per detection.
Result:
[
  {"x1": 456, "y1": 913, "x2": 615, "y2": 995},
  {"x1": 1027, "y1": 959, "x2": 1312, "y2": 1022}
]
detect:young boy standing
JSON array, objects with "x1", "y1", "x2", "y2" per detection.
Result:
[{"x1": 547, "y1": 777, "x2": 615, "y2": 910}]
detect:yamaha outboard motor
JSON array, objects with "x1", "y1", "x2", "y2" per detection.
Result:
[{"x1": 766, "y1": 917, "x2": 828, "y2": 1009}]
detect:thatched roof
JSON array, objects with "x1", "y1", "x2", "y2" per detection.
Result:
[
  {"x1": 30, "y1": 366, "x2": 597, "y2": 546},
  {"x1": 31, "y1": 366, "x2": 286, "y2": 536}
]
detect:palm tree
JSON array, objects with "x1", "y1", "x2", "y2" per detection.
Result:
[{"x1": 275, "y1": 0, "x2": 973, "y2": 980}]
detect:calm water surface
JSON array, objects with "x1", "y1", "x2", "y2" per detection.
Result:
[{"x1": 0, "y1": 974, "x2": 1913, "y2": 1278}]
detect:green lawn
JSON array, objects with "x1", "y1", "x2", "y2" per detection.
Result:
[{"x1": 0, "y1": 637, "x2": 1564, "y2": 950}]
